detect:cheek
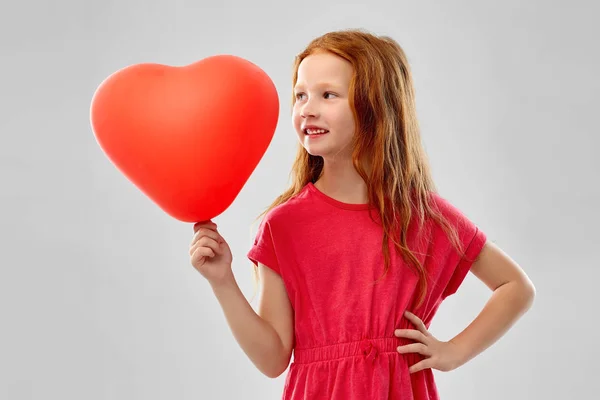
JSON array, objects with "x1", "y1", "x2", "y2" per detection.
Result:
[
  {"x1": 291, "y1": 109, "x2": 301, "y2": 129},
  {"x1": 292, "y1": 107, "x2": 301, "y2": 120},
  {"x1": 333, "y1": 108, "x2": 355, "y2": 133}
]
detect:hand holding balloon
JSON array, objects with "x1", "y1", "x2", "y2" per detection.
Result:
[
  {"x1": 189, "y1": 220, "x2": 234, "y2": 287},
  {"x1": 90, "y1": 55, "x2": 279, "y2": 222}
]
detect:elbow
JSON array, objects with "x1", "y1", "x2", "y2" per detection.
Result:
[
  {"x1": 519, "y1": 278, "x2": 536, "y2": 311},
  {"x1": 498, "y1": 277, "x2": 536, "y2": 312},
  {"x1": 262, "y1": 350, "x2": 292, "y2": 379},
  {"x1": 264, "y1": 368, "x2": 286, "y2": 379},
  {"x1": 263, "y1": 363, "x2": 288, "y2": 379}
]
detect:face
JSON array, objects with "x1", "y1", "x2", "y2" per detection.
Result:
[{"x1": 292, "y1": 51, "x2": 356, "y2": 161}]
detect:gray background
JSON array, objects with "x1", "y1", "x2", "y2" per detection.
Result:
[{"x1": 1, "y1": 0, "x2": 597, "y2": 399}]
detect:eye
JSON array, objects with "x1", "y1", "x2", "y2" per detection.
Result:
[
  {"x1": 324, "y1": 92, "x2": 337, "y2": 99},
  {"x1": 295, "y1": 92, "x2": 306, "y2": 101}
]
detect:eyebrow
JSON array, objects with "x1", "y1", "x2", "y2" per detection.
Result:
[{"x1": 293, "y1": 82, "x2": 343, "y2": 91}]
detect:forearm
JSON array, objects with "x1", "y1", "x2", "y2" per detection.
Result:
[
  {"x1": 450, "y1": 280, "x2": 535, "y2": 368},
  {"x1": 210, "y1": 275, "x2": 289, "y2": 378}
]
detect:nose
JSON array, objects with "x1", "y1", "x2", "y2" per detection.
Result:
[{"x1": 300, "y1": 98, "x2": 318, "y2": 118}]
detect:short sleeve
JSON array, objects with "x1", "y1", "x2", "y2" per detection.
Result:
[
  {"x1": 431, "y1": 194, "x2": 487, "y2": 299},
  {"x1": 247, "y1": 214, "x2": 280, "y2": 275}
]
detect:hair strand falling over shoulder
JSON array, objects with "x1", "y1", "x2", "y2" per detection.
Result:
[{"x1": 253, "y1": 29, "x2": 467, "y2": 308}]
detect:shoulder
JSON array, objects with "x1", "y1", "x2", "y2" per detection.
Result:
[
  {"x1": 251, "y1": 188, "x2": 310, "y2": 251},
  {"x1": 423, "y1": 191, "x2": 486, "y2": 249},
  {"x1": 260, "y1": 185, "x2": 313, "y2": 226},
  {"x1": 426, "y1": 191, "x2": 455, "y2": 214},
  {"x1": 426, "y1": 191, "x2": 472, "y2": 225}
]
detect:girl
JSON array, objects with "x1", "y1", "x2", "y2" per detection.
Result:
[{"x1": 189, "y1": 29, "x2": 536, "y2": 399}]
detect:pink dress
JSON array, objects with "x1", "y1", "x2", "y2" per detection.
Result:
[{"x1": 247, "y1": 183, "x2": 487, "y2": 399}]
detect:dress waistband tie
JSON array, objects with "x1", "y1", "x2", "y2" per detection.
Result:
[{"x1": 293, "y1": 337, "x2": 413, "y2": 364}]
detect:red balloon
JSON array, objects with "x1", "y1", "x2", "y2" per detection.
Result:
[{"x1": 90, "y1": 55, "x2": 279, "y2": 222}]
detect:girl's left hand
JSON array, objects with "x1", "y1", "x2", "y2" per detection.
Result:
[{"x1": 395, "y1": 311, "x2": 464, "y2": 373}]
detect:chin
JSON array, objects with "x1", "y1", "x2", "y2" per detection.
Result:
[
  {"x1": 303, "y1": 145, "x2": 338, "y2": 159},
  {"x1": 301, "y1": 145, "x2": 321, "y2": 157}
]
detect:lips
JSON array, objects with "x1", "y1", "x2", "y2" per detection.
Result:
[{"x1": 302, "y1": 125, "x2": 330, "y2": 135}]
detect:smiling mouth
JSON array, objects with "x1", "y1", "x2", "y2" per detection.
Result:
[{"x1": 304, "y1": 128, "x2": 330, "y2": 135}]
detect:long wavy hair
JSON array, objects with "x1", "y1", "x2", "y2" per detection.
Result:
[{"x1": 252, "y1": 29, "x2": 466, "y2": 308}]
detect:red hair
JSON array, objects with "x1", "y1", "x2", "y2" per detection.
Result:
[{"x1": 254, "y1": 29, "x2": 466, "y2": 307}]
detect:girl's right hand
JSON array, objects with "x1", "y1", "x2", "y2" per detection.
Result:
[{"x1": 189, "y1": 220, "x2": 234, "y2": 286}]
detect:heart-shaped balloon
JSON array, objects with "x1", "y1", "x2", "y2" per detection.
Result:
[{"x1": 90, "y1": 55, "x2": 279, "y2": 222}]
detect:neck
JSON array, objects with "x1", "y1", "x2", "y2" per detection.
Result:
[{"x1": 315, "y1": 157, "x2": 369, "y2": 204}]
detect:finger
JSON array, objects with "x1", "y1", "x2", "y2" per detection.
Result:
[
  {"x1": 191, "y1": 246, "x2": 215, "y2": 259},
  {"x1": 409, "y1": 358, "x2": 434, "y2": 374},
  {"x1": 404, "y1": 311, "x2": 429, "y2": 336},
  {"x1": 191, "y1": 246, "x2": 215, "y2": 265},
  {"x1": 394, "y1": 329, "x2": 428, "y2": 343},
  {"x1": 194, "y1": 221, "x2": 217, "y2": 233},
  {"x1": 189, "y1": 236, "x2": 220, "y2": 257},
  {"x1": 190, "y1": 227, "x2": 220, "y2": 247},
  {"x1": 397, "y1": 343, "x2": 430, "y2": 356},
  {"x1": 193, "y1": 220, "x2": 217, "y2": 233}
]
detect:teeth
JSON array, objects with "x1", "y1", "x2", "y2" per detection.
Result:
[{"x1": 306, "y1": 129, "x2": 328, "y2": 135}]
